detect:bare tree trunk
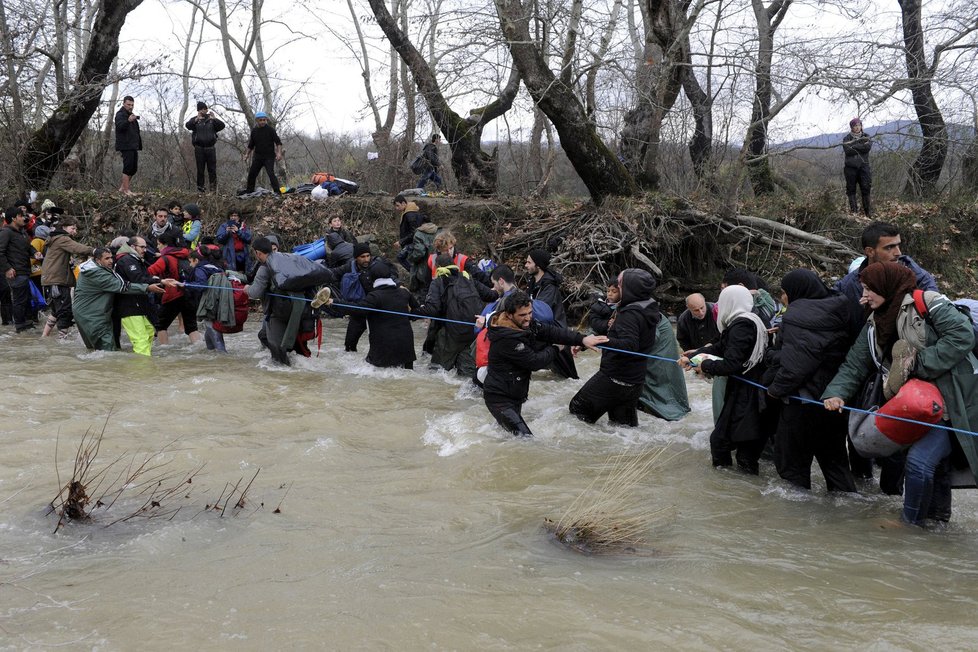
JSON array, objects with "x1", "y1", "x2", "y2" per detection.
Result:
[
  {"x1": 495, "y1": 0, "x2": 636, "y2": 203},
  {"x1": 20, "y1": 0, "x2": 145, "y2": 190},
  {"x1": 0, "y1": 0, "x2": 26, "y2": 183},
  {"x1": 621, "y1": 0, "x2": 707, "y2": 190},
  {"x1": 367, "y1": 0, "x2": 518, "y2": 195},
  {"x1": 682, "y1": 67, "x2": 713, "y2": 181},
  {"x1": 899, "y1": 0, "x2": 947, "y2": 198},
  {"x1": 745, "y1": 0, "x2": 791, "y2": 196}
]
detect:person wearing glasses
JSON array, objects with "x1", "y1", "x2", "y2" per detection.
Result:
[{"x1": 113, "y1": 236, "x2": 166, "y2": 355}]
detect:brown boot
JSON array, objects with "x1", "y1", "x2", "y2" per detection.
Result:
[{"x1": 884, "y1": 340, "x2": 915, "y2": 400}]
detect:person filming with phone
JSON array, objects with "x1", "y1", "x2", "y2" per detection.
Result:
[{"x1": 114, "y1": 95, "x2": 142, "y2": 195}]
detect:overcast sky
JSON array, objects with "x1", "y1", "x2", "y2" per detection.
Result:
[{"x1": 115, "y1": 0, "x2": 938, "y2": 145}]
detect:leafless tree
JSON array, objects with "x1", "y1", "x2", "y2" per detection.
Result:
[
  {"x1": 495, "y1": 0, "x2": 636, "y2": 203},
  {"x1": 18, "y1": 0, "x2": 146, "y2": 191}
]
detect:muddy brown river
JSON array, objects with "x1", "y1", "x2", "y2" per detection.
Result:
[{"x1": 2, "y1": 320, "x2": 977, "y2": 649}]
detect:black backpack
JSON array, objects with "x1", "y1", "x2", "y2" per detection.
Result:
[{"x1": 443, "y1": 276, "x2": 483, "y2": 343}]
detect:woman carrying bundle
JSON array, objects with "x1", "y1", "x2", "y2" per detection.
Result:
[{"x1": 822, "y1": 262, "x2": 978, "y2": 527}]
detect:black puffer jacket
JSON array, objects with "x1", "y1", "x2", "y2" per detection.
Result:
[
  {"x1": 764, "y1": 292, "x2": 852, "y2": 400},
  {"x1": 589, "y1": 299, "x2": 615, "y2": 335},
  {"x1": 842, "y1": 132, "x2": 871, "y2": 169},
  {"x1": 600, "y1": 269, "x2": 660, "y2": 384},
  {"x1": 484, "y1": 315, "x2": 585, "y2": 402}
]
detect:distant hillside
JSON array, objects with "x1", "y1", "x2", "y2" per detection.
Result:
[{"x1": 775, "y1": 120, "x2": 976, "y2": 151}]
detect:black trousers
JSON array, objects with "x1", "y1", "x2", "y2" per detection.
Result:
[
  {"x1": 569, "y1": 370, "x2": 643, "y2": 427},
  {"x1": 0, "y1": 281, "x2": 11, "y2": 324},
  {"x1": 48, "y1": 285, "x2": 75, "y2": 330},
  {"x1": 484, "y1": 393, "x2": 533, "y2": 437},
  {"x1": 246, "y1": 156, "x2": 280, "y2": 193},
  {"x1": 774, "y1": 403, "x2": 856, "y2": 492},
  {"x1": 345, "y1": 314, "x2": 367, "y2": 352},
  {"x1": 6, "y1": 274, "x2": 32, "y2": 330},
  {"x1": 157, "y1": 297, "x2": 198, "y2": 334},
  {"x1": 194, "y1": 146, "x2": 217, "y2": 191}
]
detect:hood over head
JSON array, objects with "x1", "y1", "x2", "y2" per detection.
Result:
[{"x1": 618, "y1": 268, "x2": 656, "y2": 306}]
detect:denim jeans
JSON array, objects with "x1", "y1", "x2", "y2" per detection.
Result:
[
  {"x1": 417, "y1": 169, "x2": 442, "y2": 190},
  {"x1": 902, "y1": 426, "x2": 952, "y2": 526}
]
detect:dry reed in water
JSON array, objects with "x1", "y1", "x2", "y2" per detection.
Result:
[{"x1": 545, "y1": 446, "x2": 675, "y2": 555}]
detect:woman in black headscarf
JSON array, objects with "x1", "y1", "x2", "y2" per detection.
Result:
[{"x1": 765, "y1": 269, "x2": 856, "y2": 491}]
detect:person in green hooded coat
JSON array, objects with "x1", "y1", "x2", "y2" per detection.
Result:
[
  {"x1": 73, "y1": 247, "x2": 167, "y2": 351},
  {"x1": 823, "y1": 262, "x2": 978, "y2": 527}
]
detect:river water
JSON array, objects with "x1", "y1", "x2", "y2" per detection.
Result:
[{"x1": 2, "y1": 320, "x2": 978, "y2": 649}]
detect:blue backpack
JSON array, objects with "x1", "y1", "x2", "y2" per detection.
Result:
[{"x1": 340, "y1": 260, "x2": 365, "y2": 302}]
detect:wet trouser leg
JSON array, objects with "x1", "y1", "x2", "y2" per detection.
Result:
[
  {"x1": 569, "y1": 370, "x2": 642, "y2": 427},
  {"x1": 902, "y1": 426, "x2": 952, "y2": 525},
  {"x1": 484, "y1": 392, "x2": 533, "y2": 437},
  {"x1": 811, "y1": 409, "x2": 857, "y2": 492},
  {"x1": 120, "y1": 315, "x2": 155, "y2": 356},
  {"x1": 774, "y1": 403, "x2": 815, "y2": 489},
  {"x1": 264, "y1": 315, "x2": 291, "y2": 365},
  {"x1": 927, "y1": 457, "x2": 952, "y2": 523},
  {"x1": 7, "y1": 275, "x2": 32, "y2": 330},
  {"x1": 878, "y1": 451, "x2": 907, "y2": 495},
  {"x1": 345, "y1": 314, "x2": 367, "y2": 352}
]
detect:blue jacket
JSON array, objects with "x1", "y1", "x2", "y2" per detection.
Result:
[
  {"x1": 215, "y1": 220, "x2": 253, "y2": 270},
  {"x1": 834, "y1": 254, "x2": 937, "y2": 337},
  {"x1": 475, "y1": 288, "x2": 553, "y2": 334}
]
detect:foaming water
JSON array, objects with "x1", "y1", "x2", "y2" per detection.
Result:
[{"x1": 2, "y1": 318, "x2": 978, "y2": 647}]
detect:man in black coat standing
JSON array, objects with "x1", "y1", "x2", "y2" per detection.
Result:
[
  {"x1": 115, "y1": 96, "x2": 142, "y2": 194},
  {"x1": 0, "y1": 207, "x2": 34, "y2": 332},
  {"x1": 570, "y1": 269, "x2": 660, "y2": 427},
  {"x1": 186, "y1": 101, "x2": 226, "y2": 192},
  {"x1": 243, "y1": 111, "x2": 283, "y2": 194}
]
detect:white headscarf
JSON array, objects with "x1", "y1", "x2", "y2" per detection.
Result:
[{"x1": 716, "y1": 285, "x2": 768, "y2": 371}]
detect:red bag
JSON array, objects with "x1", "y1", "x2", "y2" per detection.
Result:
[
  {"x1": 875, "y1": 378, "x2": 945, "y2": 445},
  {"x1": 213, "y1": 277, "x2": 250, "y2": 334}
]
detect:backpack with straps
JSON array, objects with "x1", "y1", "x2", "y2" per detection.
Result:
[
  {"x1": 912, "y1": 289, "x2": 978, "y2": 358},
  {"x1": 443, "y1": 275, "x2": 483, "y2": 344},
  {"x1": 340, "y1": 260, "x2": 366, "y2": 302}
]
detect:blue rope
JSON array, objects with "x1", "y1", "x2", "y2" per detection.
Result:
[
  {"x1": 181, "y1": 282, "x2": 978, "y2": 439},
  {"x1": 181, "y1": 282, "x2": 479, "y2": 328}
]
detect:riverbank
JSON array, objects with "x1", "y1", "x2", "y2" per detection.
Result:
[{"x1": 40, "y1": 189, "x2": 978, "y2": 313}]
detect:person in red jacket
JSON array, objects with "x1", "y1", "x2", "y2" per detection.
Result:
[{"x1": 147, "y1": 231, "x2": 200, "y2": 345}]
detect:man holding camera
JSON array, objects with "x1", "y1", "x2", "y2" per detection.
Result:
[
  {"x1": 114, "y1": 95, "x2": 142, "y2": 195},
  {"x1": 186, "y1": 101, "x2": 226, "y2": 192}
]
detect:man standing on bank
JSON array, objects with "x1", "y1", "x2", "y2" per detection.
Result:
[
  {"x1": 244, "y1": 111, "x2": 283, "y2": 194},
  {"x1": 186, "y1": 101, "x2": 226, "y2": 192},
  {"x1": 114, "y1": 96, "x2": 142, "y2": 195},
  {"x1": 843, "y1": 117, "x2": 872, "y2": 216}
]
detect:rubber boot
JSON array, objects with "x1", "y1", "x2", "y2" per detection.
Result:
[
  {"x1": 862, "y1": 193, "x2": 872, "y2": 217},
  {"x1": 847, "y1": 193, "x2": 858, "y2": 213},
  {"x1": 1, "y1": 303, "x2": 12, "y2": 325}
]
